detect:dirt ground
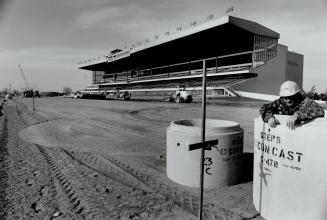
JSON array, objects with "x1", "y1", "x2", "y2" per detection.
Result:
[{"x1": 0, "y1": 97, "x2": 265, "y2": 220}]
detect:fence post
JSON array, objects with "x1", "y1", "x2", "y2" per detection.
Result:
[{"x1": 32, "y1": 89, "x2": 35, "y2": 114}]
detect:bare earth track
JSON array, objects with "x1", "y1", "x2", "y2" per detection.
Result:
[
  {"x1": 0, "y1": 98, "x2": 265, "y2": 219},
  {"x1": 1, "y1": 102, "x2": 196, "y2": 219}
]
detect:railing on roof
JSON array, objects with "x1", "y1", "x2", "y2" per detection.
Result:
[{"x1": 253, "y1": 36, "x2": 278, "y2": 68}]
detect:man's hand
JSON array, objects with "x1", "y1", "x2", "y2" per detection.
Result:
[
  {"x1": 267, "y1": 116, "x2": 280, "y2": 128},
  {"x1": 287, "y1": 114, "x2": 298, "y2": 130}
]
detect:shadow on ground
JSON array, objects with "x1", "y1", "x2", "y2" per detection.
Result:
[{"x1": 241, "y1": 153, "x2": 253, "y2": 183}]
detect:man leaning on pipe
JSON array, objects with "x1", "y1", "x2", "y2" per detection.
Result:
[{"x1": 260, "y1": 81, "x2": 325, "y2": 129}]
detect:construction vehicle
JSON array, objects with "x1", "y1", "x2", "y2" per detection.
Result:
[
  {"x1": 175, "y1": 90, "x2": 192, "y2": 103},
  {"x1": 105, "y1": 90, "x2": 131, "y2": 100},
  {"x1": 166, "y1": 87, "x2": 192, "y2": 103},
  {"x1": 19, "y1": 64, "x2": 41, "y2": 97},
  {"x1": 23, "y1": 90, "x2": 33, "y2": 97},
  {"x1": 73, "y1": 91, "x2": 83, "y2": 99}
]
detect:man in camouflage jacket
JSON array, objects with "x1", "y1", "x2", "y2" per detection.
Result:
[{"x1": 260, "y1": 81, "x2": 325, "y2": 129}]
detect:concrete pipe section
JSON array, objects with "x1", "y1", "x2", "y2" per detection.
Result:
[
  {"x1": 167, "y1": 119, "x2": 243, "y2": 189},
  {"x1": 253, "y1": 115, "x2": 327, "y2": 220}
]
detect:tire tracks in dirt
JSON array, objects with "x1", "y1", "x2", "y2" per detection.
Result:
[
  {"x1": 36, "y1": 144, "x2": 110, "y2": 219},
  {"x1": 65, "y1": 150, "x2": 244, "y2": 220},
  {"x1": 128, "y1": 107, "x2": 179, "y2": 125},
  {"x1": 12, "y1": 99, "x2": 255, "y2": 219},
  {"x1": 35, "y1": 144, "x2": 195, "y2": 219}
]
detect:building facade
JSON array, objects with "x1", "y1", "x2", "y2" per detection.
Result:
[{"x1": 78, "y1": 15, "x2": 303, "y2": 100}]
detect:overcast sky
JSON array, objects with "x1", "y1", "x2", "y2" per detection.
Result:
[{"x1": 1, "y1": 0, "x2": 327, "y2": 92}]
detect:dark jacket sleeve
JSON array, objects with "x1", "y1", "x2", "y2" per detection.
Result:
[
  {"x1": 295, "y1": 98, "x2": 325, "y2": 121},
  {"x1": 260, "y1": 99, "x2": 281, "y2": 122}
]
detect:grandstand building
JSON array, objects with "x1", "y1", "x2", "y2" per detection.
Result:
[{"x1": 77, "y1": 15, "x2": 303, "y2": 101}]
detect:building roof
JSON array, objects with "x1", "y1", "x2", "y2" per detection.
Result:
[
  {"x1": 132, "y1": 15, "x2": 279, "y2": 54},
  {"x1": 78, "y1": 15, "x2": 279, "y2": 70}
]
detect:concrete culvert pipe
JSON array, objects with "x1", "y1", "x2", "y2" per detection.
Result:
[
  {"x1": 167, "y1": 119, "x2": 243, "y2": 188},
  {"x1": 253, "y1": 115, "x2": 327, "y2": 220}
]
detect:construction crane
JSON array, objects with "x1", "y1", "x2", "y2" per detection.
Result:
[
  {"x1": 19, "y1": 64, "x2": 33, "y2": 97},
  {"x1": 18, "y1": 64, "x2": 40, "y2": 97},
  {"x1": 19, "y1": 64, "x2": 29, "y2": 90}
]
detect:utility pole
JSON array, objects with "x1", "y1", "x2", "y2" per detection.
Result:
[{"x1": 32, "y1": 88, "x2": 35, "y2": 114}]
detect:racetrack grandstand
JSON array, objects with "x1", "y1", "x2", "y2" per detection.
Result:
[{"x1": 77, "y1": 15, "x2": 303, "y2": 101}]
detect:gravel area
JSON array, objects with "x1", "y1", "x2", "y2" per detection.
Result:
[{"x1": 0, "y1": 102, "x2": 60, "y2": 219}]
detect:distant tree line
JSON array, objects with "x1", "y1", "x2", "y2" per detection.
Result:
[
  {"x1": 62, "y1": 87, "x2": 72, "y2": 95},
  {"x1": 0, "y1": 88, "x2": 19, "y2": 96},
  {"x1": 0, "y1": 88, "x2": 64, "y2": 97},
  {"x1": 306, "y1": 86, "x2": 327, "y2": 101}
]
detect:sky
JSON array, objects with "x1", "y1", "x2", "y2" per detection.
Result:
[{"x1": 0, "y1": 0, "x2": 327, "y2": 93}]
